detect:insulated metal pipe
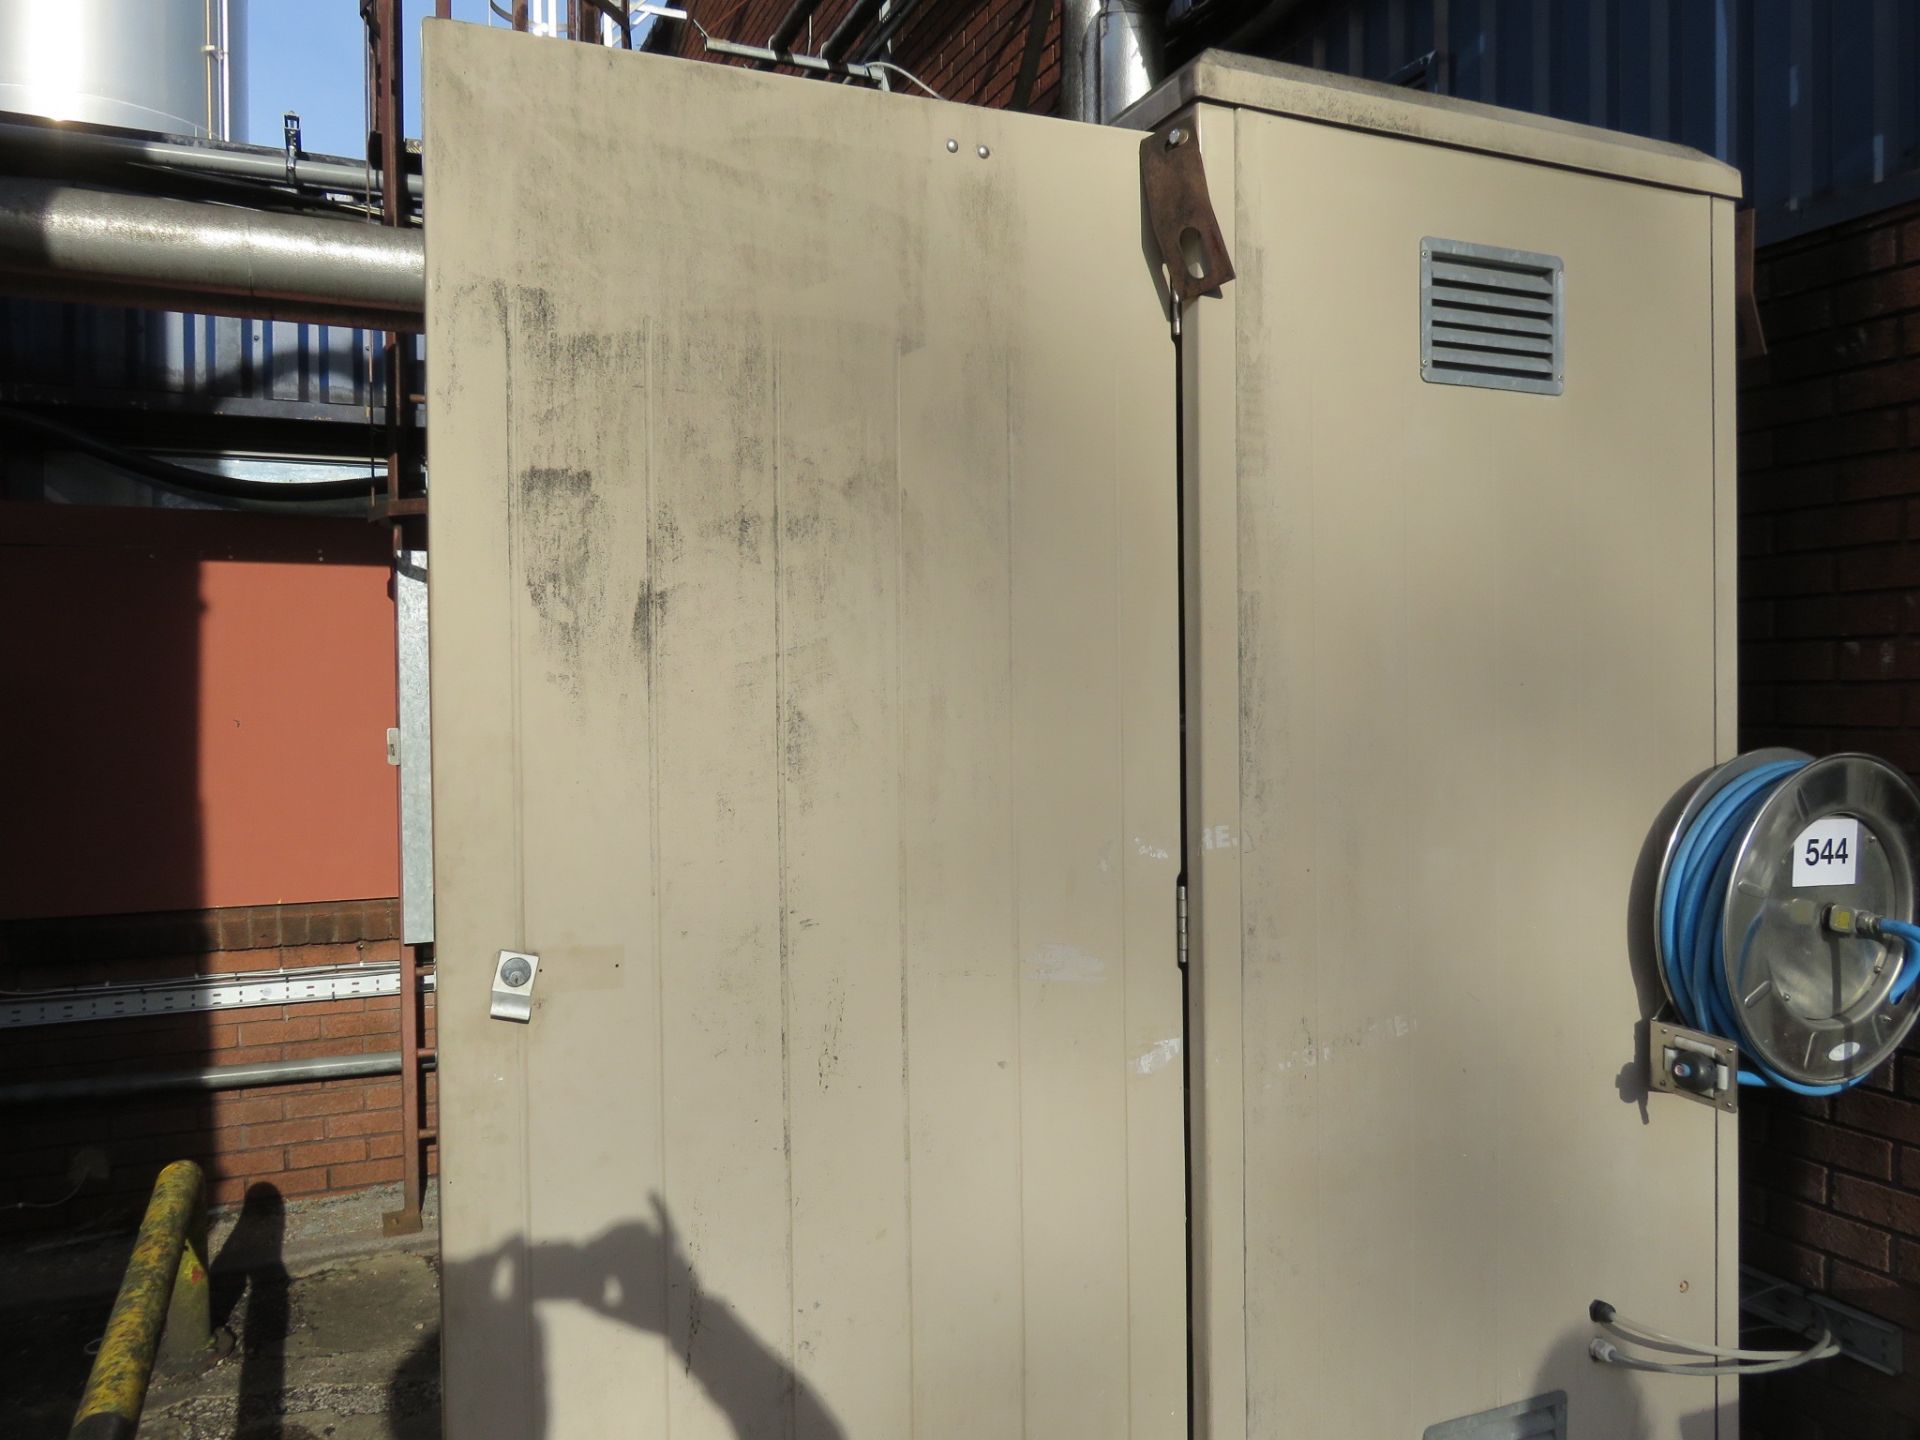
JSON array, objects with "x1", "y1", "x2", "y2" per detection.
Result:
[
  {"x1": 0, "y1": 116, "x2": 423, "y2": 201},
  {"x1": 0, "y1": 1052, "x2": 406, "y2": 1108},
  {"x1": 1061, "y1": 0, "x2": 1160, "y2": 122},
  {"x1": 0, "y1": 178, "x2": 425, "y2": 328}
]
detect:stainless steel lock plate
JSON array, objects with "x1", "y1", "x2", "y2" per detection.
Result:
[{"x1": 490, "y1": 950, "x2": 540, "y2": 1023}]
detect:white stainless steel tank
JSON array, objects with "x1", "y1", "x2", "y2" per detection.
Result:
[{"x1": 0, "y1": 0, "x2": 247, "y2": 140}]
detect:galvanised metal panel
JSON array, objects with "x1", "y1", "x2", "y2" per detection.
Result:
[
  {"x1": 1244, "y1": 0, "x2": 1920, "y2": 227},
  {"x1": 427, "y1": 23, "x2": 1184, "y2": 1440}
]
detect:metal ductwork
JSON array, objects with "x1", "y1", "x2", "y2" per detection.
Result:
[
  {"x1": 0, "y1": 176, "x2": 425, "y2": 328},
  {"x1": 1061, "y1": 0, "x2": 1162, "y2": 123}
]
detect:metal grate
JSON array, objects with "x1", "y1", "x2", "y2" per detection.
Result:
[
  {"x1": 1420, "y1": 239, "x2": 1564, "y2": 395},
  {"x1": 1423, "y1": 1390, "x2": 1567, "y2": 1440}
]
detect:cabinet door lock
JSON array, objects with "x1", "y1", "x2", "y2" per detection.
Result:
[{"x1": 490, "y1": 950, "x2": 540, "y2": 1023}]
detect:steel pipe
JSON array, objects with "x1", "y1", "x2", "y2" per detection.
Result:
[
  {"x1": 0, "y1": 116, "x2": 423, "y2": 201},
  {"x1": 0, "y1": 178, "x2": 425, "y2": 328},
  {"x1": 0, "y1": 1051, "x2": 407, "y2": 1108}
]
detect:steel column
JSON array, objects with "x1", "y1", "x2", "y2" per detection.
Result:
[{"x1": 372, "y1": 0, "x2": 429, "y2": 1240}]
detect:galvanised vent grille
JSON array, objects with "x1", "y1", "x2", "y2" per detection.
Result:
[{"x1": 1420, "y1": 239, "x2": 1564, "y2": 396}]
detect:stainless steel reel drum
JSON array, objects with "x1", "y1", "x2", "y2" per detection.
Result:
[{"x1": 1654, "y1": 749, "x2": 1920, "y2": 1089}]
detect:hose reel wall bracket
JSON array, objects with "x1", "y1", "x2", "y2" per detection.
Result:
[{"x1": 1653, "y1": 750, "x2": 1920, "y2": 1090}]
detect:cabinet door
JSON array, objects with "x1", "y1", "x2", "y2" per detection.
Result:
[
  {"x1": 1190, "y1": 100, "x2": 1729, "y2": 1439},
  {"x1": 425, "y1": 25, "x2": 1183, "y2": 1439}
]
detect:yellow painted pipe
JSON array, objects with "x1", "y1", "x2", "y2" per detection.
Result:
[{"x1": 69, "y1": 1160, "x2": 209, "y2": 1440}]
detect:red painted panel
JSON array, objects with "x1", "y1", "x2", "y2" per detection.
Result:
[{"x1": 0, "y1": 505, "x2": 398, "y2": 919}]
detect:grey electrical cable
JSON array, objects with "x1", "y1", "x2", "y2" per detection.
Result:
[
  {"x1": 1587, "y1": 1297, "x2": 1841, "y2": 1376},
  {"x1": 1600, "y1": 1314, "x2": 1820, "y2": 1362},
  {"x1": 864, "y1": 61, "x2": 943, "y2": 98},
  {"x1": 2, "y1": 1175, "x2": 88, "y2": 1211},
  {"x1": 1589, "y1": 1334, "x2": 1839, "y2": 1376}
]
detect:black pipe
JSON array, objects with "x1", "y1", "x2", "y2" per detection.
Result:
[
  {"x1": 820, "y1": 0, "x2": 885, "y2": 61},
  {"x1": 855, "y1": 0, "x2": 929, "y2": 62},
  {"x1": 0, "y1": 407, "x2": 380, "y2": 503},
  {"x1": 1011, "y1": 0, "x2": 1056, "y2": 110},
  {"x1": 761, "y1": 0, "x2": 827, "y2": 61}
]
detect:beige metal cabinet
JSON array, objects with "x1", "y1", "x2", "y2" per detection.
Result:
[
  {"x1": 425, "y1": 22, "x2": 1184, "y2": 1440},
  {"x1": 427, "y1": 27, "x2": 1741, "y2": 1440},
  {"x1": 1130, "y1": 54, "x2": 1743, "y2": 1440}
]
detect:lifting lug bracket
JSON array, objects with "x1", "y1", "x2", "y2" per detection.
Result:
[{"x1": 1141, "y1": 112, "x2": 1235, "y2": 311}]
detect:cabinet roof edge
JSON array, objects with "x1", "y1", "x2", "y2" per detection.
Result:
[{"x1": 1120, "y1": 51, "x2": 1742, "y2": 200}]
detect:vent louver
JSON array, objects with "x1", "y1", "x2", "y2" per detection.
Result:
[
  {"x1": 1423, "y1": 1390, "x2": 1568, "y2": 1440},
  {"x1": 1420, "y1": 239, "x2": 1564, "y2": 395}
]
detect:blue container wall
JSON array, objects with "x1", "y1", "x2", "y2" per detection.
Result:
[{"x1": 1259, "y1": 0, "x2": 1920, "y2": 228}]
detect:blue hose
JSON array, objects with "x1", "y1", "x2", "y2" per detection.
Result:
[
  {"x1": 1885, "y1": 919, "x2": 1920, "y2": 1003},
  {"x1": 1658, "y1": 758, "x2": 1911, "y2": 1095}
]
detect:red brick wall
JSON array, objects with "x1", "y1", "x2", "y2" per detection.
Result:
[
  {"x1": 1740, "y1": 198, "x2": 1920, "y2": 1439},
  {"x1": 0, "y1": 900, "x2": 435, "y2": 1229},
  {"x1": 673, "y1": 0, "x2": 1060, "y2": 112}
]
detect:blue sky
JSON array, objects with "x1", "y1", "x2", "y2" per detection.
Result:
[{"x1": 246, "y1": 2, "x2": 492, "y2": 157}]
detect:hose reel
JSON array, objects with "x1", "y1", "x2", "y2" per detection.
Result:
[{"x1": 1651, "y1": 749, "x2": 1920, "y2": 1100}]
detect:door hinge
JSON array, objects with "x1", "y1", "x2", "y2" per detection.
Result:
[
  {"x1": 386, "y1": 726, "x2": 402, "y2": 766},
  {"x1": 1177, "y1": 881, "x2": 1188, "y2": 968},
  {"x1": 1141, "y1": 112, "x2": 1236, "y2": 321}
]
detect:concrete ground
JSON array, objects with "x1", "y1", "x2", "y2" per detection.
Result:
[{"x1": 5, "y1": 1182, "x2": 442, "y2": 1439}]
